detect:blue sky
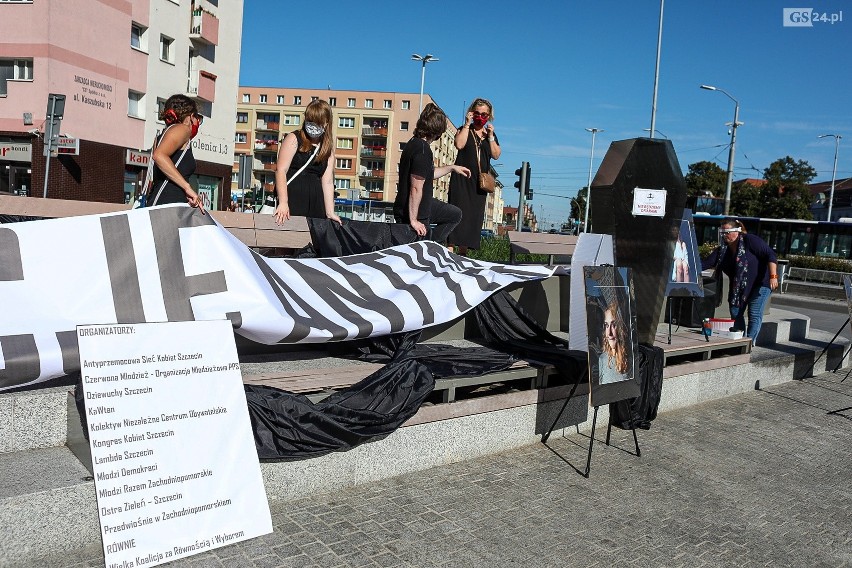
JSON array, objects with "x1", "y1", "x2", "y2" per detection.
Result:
[{"x1": 239, "y1": 0, "x2": 850, "y2": 228}]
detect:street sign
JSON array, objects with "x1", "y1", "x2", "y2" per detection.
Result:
[{"x1": 55, "y1": 136, "x2": 79, "y2": 156}]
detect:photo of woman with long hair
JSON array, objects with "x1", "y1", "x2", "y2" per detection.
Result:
[{"x1": 598, "y1": 301, "x2": 631, "y2": 384}]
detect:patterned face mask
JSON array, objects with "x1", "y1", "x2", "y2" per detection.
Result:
[{"x1": 304, "y1": 122, "x2": 325, "y2": 138}]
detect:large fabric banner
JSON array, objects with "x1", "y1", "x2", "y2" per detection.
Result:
[{"x1": 0, "y1": 205, "x2": 555, "y2": 391}]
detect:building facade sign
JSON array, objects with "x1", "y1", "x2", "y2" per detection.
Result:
[
  {"x1": 0, "y1": 142, "x2": 32, "y2": 162},
  {"x1": 126, "y1": 149, "x2": 151, "y2": 167}
]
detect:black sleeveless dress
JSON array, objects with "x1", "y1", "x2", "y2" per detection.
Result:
[
  {"x1": 287, "y1": 130, "x2": 327, "y2": 218},
  {"x1": 150, "y1": 141, "x2": 196, "y2": 206},
  {"x1": 447, "y1": 130, "x2": 495, "y2": 249}
]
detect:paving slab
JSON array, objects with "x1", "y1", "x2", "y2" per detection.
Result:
[{"x1": 32, "y1": 369, "x2": 852, "y2": 568}]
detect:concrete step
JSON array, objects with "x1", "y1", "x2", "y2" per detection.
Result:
[
  {"x1": 758, "y1": 308, "x2": 810, "y2": 344},
  {"x1": 0, "y1": 386, "x2": 70, "y2": 453}
]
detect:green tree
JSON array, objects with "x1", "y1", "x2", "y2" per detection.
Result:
[
  {"x1": 571, "y1": 186, "x2": 587, "y2": 226},
  {"x1": 685, "y1": 161, "x2": 727, "y2": 198},
  {"x1": 759, "y1": 156, "x2": 816, "y2": 219},
  {"x1": 730, "y1": 181, "x2": 763, "y2": 217}
]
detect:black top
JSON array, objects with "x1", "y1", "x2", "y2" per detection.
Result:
[
  {"x1": 286, "y1": 130, "x2": 327, "y2": 218},
  {"x1": 701, "y1": 233, "x2": 777, "y2": 304},
  {"x1": 447, "y1": 130, "x2": 498, "y2": 249},
  {"x1": 393, "y1": 137, "x2": 434, "y2": 223},
  {"x1": 150, "y1": 140, "x2": 196, "y2": 206}
]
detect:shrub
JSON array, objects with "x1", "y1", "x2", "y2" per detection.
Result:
[
  {"x1": 784, "y1": 254, "x2": 852, "y2": 272},
  {"x1": 465, "y1": 235, "x2": 548, "y2": 264}
]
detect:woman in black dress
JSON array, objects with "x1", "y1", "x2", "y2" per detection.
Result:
[
  {"x1": 447, "y1": 98, "x2": 501, "y2": 254},
  {"x1": 150, "y1": 94, "x2": 205, "y2": 210},
  {"x1": 273, "y1": 99, "x2": 341, "y2": 225}
]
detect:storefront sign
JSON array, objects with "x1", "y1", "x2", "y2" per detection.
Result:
[
  {"x1": 0, "y1": 142, "x2": 32, "y2": 162},
  {"x1": 126, "y1": 149, "x2": 151, "y2": 167},
  {"x1": 77, "y1": 319, "x2": 272, "y2": 568},
  {"x1": 55, "y1": 136, "x2": 80, "y2": 156},
  {"x1": 631, "y1": 188, "x2": 667, "y2": 217}
]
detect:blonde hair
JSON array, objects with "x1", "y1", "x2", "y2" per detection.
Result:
[
  {"x1": 299, "y1": 99, "x2": 333, "y2": 162},
  {"x1": 468, "y1": 98, "x2": 494, "y2": 121}
]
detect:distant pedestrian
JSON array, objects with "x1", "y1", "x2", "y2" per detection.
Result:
[
  {"x1": 447, "y1": 98, "x2": 501, "y2": 255},
  {"x1": 393, "y1": 103, "x2": 469, "y2": 243},
  {"x1": 150, "y1": 94, "x2": 205, "y2": 212},
  {"x1": 702, "y1": 218, "x2": 778, "y2": 342},
  {"x1": 273, "y1": 99, "x2": 341, "y2": 225}
]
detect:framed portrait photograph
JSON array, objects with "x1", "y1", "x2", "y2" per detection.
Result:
[
  {"x1": 584, "y1": 265, "x2": 642, "y2": 407},
  {"x1": 666, "y1": 209, "x2": 704, "y2": 298}
]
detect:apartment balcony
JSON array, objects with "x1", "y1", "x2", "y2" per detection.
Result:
[
  {"x1": 186, "y1": 69, "x2": 216, "y2": 102},
  {"x1": 256, "y1": 120, "x2": 280, "y2": 132},
  {"x1": 254, "y1": 140, "x2": 279, "y2": 153},
  {"x1": 359, "y1": 169, "x2": 385, "y2": 179},
  {"x1": 360, "y1": 147, "x2": 386, "y2": 158},
  {"x1": 190, "y1": 9, "x2": 219, "y2": 46},
  {"x1": 362, "y1": 127, "x2": 388, "y2": 137}
]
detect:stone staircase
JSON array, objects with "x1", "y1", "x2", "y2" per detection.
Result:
[{"x1": 0, "y1": 308, "x2": 848, "y2": 567}]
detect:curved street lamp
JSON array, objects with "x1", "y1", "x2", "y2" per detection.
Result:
[
  {"x1": 818, "y1": 134, "x2": 842, "y2": 221},
  {"x1": 583, "y1": 128, "x2": 603, "y2": 234},
  {"x1": 700, "y1": 84, "x2": 741, "y2": 216},
  {"x1": 643, "y1": 128, "x2": 668, "y2": 139},
  {"x1": 411, "y1": 54, "x2": 438, "y2": 114}
]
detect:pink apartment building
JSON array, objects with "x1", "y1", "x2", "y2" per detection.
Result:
[{"x1": 0, "y1": 0, "x2": 242, "y2": 208}]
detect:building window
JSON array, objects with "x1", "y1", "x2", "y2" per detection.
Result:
[
  {"x1": 130, "y1": 23, "x2": 147, "y2": 51},
  {"x1": 236, "y1": 112, "x2": 248, "y2": 123},
  {"x1": 402, "y1": 100, "x2": 411, "y2": 110},
  {"x1": 294, "y1": 95, "x2": 302, "y2": 105},
  {"x1": 365, "y1": 99, "x2": 373, "y2": 109},
  {"x1": 347, "y1": 98, "x2": 355, "y2": 108},
  {"x1": 336, "y1": 158, "x2": 352, "y2": 170},
  {"x1": 231, "y1": 171, "x2": 239, "y2": 183},
  {"x1": 338, "y1": 117, "x2": 355, "y2": 129},
  {"x1": 283, "y1": 114, "x2": 300, "y2": 125},
  {"x1": 400, "y1": 121, "x2": 409, "y2": 131},
  {"x1": 242, "y1": 93, "x2": 250, "y2": 103},
  {"x1": 159, "y1": 35, "x2": 174, "y2": 62},
  {"x1": 157, "y1": 97, "x2": 167, "y2": 117},
  {"x1": 259, "y1": 94, "x2": 267, "y2": 104},
  {"x1": 235, "y1": 132, "x2": 247, "y2": 143},
  {"x1": 128, "y1": 90, "x2": 144, "y2": 118},
  {"x1": 329, "y1": 97, "x2": 337, "y2": 107},
  {"x1": 383, "y1": 100, "x2": 392, "y2": 109},
  {"x1": 365, "y1": 181, "x2": 382, "y2": 192},
  {"x1": 311, "y1": 96, "x2": 319, "y2": 101},
  {"x1": 337, "y1": 138, "x2": 353, "y2": 150},
  {"x1": 335, "y1": 178, "x2": 351, "y2": 190},
  {"x1": 276, "y1": 95, "x2": 285, "y2": 104}
]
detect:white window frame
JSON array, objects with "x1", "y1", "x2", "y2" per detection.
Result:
[
  {"x1": 12, "y1": 59, "x2": 33, "y2": 81},
  {"x1": 276, "y1": 95, "x2": 285, "y2": 104},
  {"x1": 383, "y1": 100, "x2": 392, "y2": 109},
  {"x1": 329, "y1": 97, "x2": 337, "y2": 107},
  {"x1": 347, "y1": 98, "x2": 356, "y2": 108},
  {"x1": 241, "y1": 93, "x2": 250, "y2": 103},
  {"x1": 159, "y1": 34, "x2": 174, "y2": 63},
  {"x1": 283, "y1": 114, "x2": 301, "y2": 126},
  {"x1": 128, "y1": 90, "x2": 144, "y2": 118},
  {"x1": 334, "y1": 178, "x2": 351, "y2": 190},
  {"x1": 235, "y1": 132, "x2": 247, "y2": 143},
  {"x1": 336, "y1": 158, "x2": 352, "y2": 170},
  {"x1": 401, "y1": 100, "x2": 411, "y2": 110},
  {"x1": 337, "y1": 138, "x2": 353, "y2": 150},
  {"x1": 365, "y1": 99, "x2": 373, "y2": 109},
  {"x1": 236, "y1": 112, "x2": 248, "y2": 123},
  {"x1": 294, "y1": 95, "x2": 302, "y2": 105},
  {"x1": 130, "y1": 23, "x2": 147, "y2": 52},
  {"x1": 338, "y1": 117, "x2": 355, "y2": 129},
  {"x1": 259, "y1": 94, "x2": 267, "y2": 103}
]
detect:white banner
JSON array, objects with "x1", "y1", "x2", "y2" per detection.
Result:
[
  {"x1": 79, "y1": 320, "x2": 271, "y2": 567},
  {"x1": 0, "y1": 205, "x2": 556, "y2": 391}
]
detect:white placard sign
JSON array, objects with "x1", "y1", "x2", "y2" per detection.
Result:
[
  {"x1": 631, "y1": 188, "x2": 667, "y2": 217},
  {"x1": 77, "y1": 320, "x2": 272, "y2": 567}
]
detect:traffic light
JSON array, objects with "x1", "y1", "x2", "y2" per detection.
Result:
[
  {"x1": 524, "y1": 164, "x2": 533, "y2": 200},
  {"x1": 514, "y1": 162, "x2": 532, "y2": 199}
]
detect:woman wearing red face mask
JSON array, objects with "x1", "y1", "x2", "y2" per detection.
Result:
[
  {"x1": 150, "y1": 94, "x2": 205, "y2": 211},
  {"x1": 447, "y1": 98, "x2": 501, "y2": 255}
]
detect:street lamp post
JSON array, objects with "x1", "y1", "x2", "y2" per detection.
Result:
[
  {"x1": 643, "y1": 128, "x2": 668, "y2": 139},
  {"x1": 411, "y1": 54, "x2": 438, "y2": 114},
  {"x1": 700, "y1": 84, "x2": 741, "y2": 216},
  {"x1": 582, "y1": 128, "x2": 603, "y2": 234},
  {"x1": 818, "y1": 134, "x2": 842, "y2": 222}
]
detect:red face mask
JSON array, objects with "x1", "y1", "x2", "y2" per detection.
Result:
[
  {"x1": 472, "y1": 115, "x2": 488, "y2": 127},
  {"x1": 190, "y1": 121, "x2": 200, "y2": 139}
]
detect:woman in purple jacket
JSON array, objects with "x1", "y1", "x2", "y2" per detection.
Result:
[{"x1": 701, "y1": 218, "x2": 779, "y2": 342}]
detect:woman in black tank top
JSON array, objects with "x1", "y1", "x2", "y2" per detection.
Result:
[{"x1": 150, "y1": 94, "x2": 205, "y2": 211}]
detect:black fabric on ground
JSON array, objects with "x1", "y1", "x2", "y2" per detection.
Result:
[
  {"x1": 308, "y1": 217, "x2": 417, "y2": 258},
  {"x1": 0, "y1": 215, "x2": 45, "y2": 223},
  {"x1": 245, "y1": 331, "x2": 435, "y2": 461},
  {"x1": 608, "y1": 343, "x2": 664, "y2": 430},
  {"x1": 474, "y1": 290, "x2": 588, "y2": 383}
]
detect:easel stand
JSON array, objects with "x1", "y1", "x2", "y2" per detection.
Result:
[
  {"x1": 798, "y1": 317, "x2": 849, "y2": 380},
  {"x1": 542, "y1": 390, "x2": 641, "y2": 478}
]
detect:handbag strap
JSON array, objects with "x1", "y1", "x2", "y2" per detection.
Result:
[
  {"x1": 149, "y1": 129, "x2": 191, "y2": 207},
  {"x1": 286, "y1": 136, "x2": 321, "y2": 185}
]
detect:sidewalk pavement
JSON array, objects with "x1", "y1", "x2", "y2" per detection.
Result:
[{"x1": 47, "y1": 368, "x2": 852, "y2": 568}]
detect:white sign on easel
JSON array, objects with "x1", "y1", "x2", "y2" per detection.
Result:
[
  {"x1": 631, "y1": 188, "x2": 667, "y2": 217},
  {"x1": 77, "y1": 320, "x2": 272, "y2": 567}
]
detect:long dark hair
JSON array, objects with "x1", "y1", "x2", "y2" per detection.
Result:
[
  {"x1": 413, "y1": 102, "x2": 448, "y2": 141},
  {"x1": 159, "y1": 94, "x2": 197, "y2": 125},
  {"x1": 298, "y1": 99, "x2": 333, "y2": 162}
]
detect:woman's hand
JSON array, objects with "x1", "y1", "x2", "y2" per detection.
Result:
[
  {"x1": 454, "y1": 165, "x2": 471, "y2": 178},
  {"x1": 465, "y1": 111, "x2": 474, "y2": 126},
  {"x1": 328, "y1": 212, "x2": 342, "y2": 226},
  {"x1": 274, "y1": 202, "x2": 290, "y2": 225},
  {"x1": 410, "y1": 219, "x2": 427, "y2": 237},
  {"x1": 485, "y1": 123, "x2": 494, "y2": 138},
  {"x1": 185, "y1": 188, "x2": 206, "y2": 214},
  {"x1": 769, "y1": 278, "x2": 779, "y2": 291}
]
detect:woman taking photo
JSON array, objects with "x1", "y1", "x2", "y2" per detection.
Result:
[
  {"x1": 701, "y1": 218, "x2": 778, "y2": 342},
  {"x1": 447, "y1": 98, "x2": 501, "y2": 255},
  {"x1": 150, "y1": 94, "x2": 205, "y2": 210},
  {"x1": 273, "y1": 99, "x2": 341, "y2": 225}
]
